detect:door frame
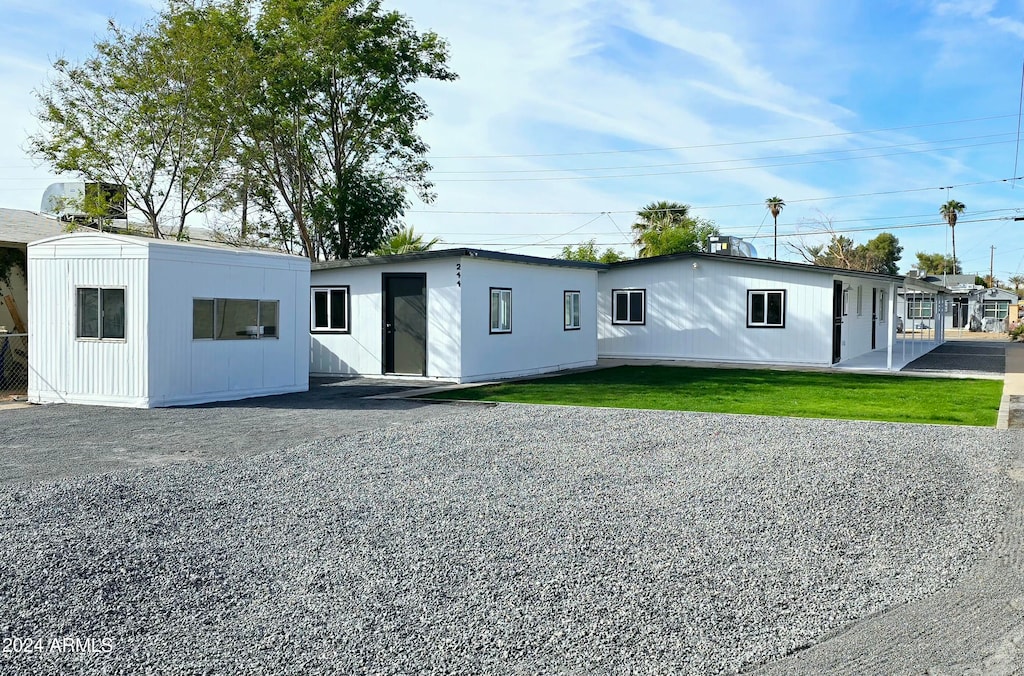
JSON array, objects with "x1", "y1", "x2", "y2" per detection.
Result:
[
  {"x1": 832, "y1": 280, "x2": 843, "y2": 364},
  {"x1": 871, "y1": 287, "x2": 877, "y2": 350},
  {"x1": 381, "y1": 272, "x2": 428, "y2": 376}
]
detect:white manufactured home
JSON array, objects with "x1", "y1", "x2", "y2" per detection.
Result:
[
  {"x1": 309, "y1": 249, "x2": 601, "y2": 382},
  {"x1": 599, "y1": 253, "x2": 947, "y2": 370},
  {"x1": 309, "y1": 248, "x2": 945, "y2": 383},
  {"x1": 28, "y1": 233, "x2": 311, "y2": 407}
]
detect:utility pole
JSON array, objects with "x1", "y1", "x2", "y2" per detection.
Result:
[{"x1": 990, "y1": 245, "x2": 996, "y2": 286}]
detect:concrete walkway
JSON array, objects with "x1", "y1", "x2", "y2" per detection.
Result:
[
  {"x1": 1004, "y1": 342, "x2": 1024, "y2": 429},
  {"x1": 758, "y1": 343, "x2": 1024, "y2": 674}
]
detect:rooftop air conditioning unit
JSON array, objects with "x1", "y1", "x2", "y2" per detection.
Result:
[
  {"x1": 705, "y1": 235, "x2": 757, "y2": 258},
  {"x1": 40, "y1": 181, "x2": 128, "y2": 221}
]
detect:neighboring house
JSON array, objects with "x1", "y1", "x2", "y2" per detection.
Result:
[
  {"x1": 0, "y1": 208, "x2": 66, "y2": 331},
  {"x1": 310, "y1": 248, "x2": 947, "y2": 381},
  {"x1": 28, "y1": 233, "x2": 310, "y2": 407},
  {"x1": 913, "y1": 274, "x2": 1019, "y2": 333},
  {"x1": 310, "y1": 249, "x2": 601, "y2": 382},
  {"x1": 915, "y1": 274, "x2": 978, "y2": 330},
  {"x1": 968, "y1": 287, "x2": 1018, "y2": 333}
]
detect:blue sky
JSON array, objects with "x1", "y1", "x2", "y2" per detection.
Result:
[{"x1": 2, "y1": 0, "x2": 1024, "y2": 278}]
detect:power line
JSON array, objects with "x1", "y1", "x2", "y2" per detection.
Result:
[
  {"x1": 428, "y1": 132, "x2": 1017, "y2": 175},
  {"x1": 427, "y1": 113, "x2": 1019, "y2": 160},
  {"x1": 421, "y1": 208, "x2": 1022, "y2": 237},
  {"x1": 407, "y1": 176, "x2": 1024, "y2": 215},
  {"x1": 448, "y1": 215, "x2": 1012, "y2": 247},
  {"x1": 430, "y1": 139, "x2": 1016, "y2": 183}
]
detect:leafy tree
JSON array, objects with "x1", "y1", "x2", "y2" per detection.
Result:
[
  {"x1": 0, "y1": 248, "x2": 26, "y2": 292},
  {"x1": 233, "y1": 0, "x2": 457, "y2": 260},
  {"x1": 915, "y1": 252, "x2": 961, "y2": 275},
  {"x1": 631, "y1": 201, "x2": 691, "y2": 248},
  {"x1": 31, "y1": 5, "x2": 240, "y2": 239},
  {"x1": 373, "y1": 226, "x2": 439, "y2": 255},
  {"x1": 560, "y1": 240, "x2": 625, "y2": 263},
  {"x1": 637, "y1": 218, "x2": 719, "y2": 258},
  {"x1": 765, "y1": 196, "x2": 785, "y2": 260},
  {"x1": 858, "y1": 232, "x2": 903, "y2": 275},
  {"x1": 789, "y1": 216, "x2": 901, "y2": 273},
  {"x1": 31, "y1": 0, "x2": 456, "y2": 260},
  {"x1": 940, "y1": 199, "x2": 965, "y2": 274}
]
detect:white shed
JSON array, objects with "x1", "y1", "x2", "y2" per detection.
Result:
[
  {"x1": 310, "y1": 249, "x2": 600, "y2": 382},
  {"x1": 28, "y1": 233, "x2": 310, "y2": 407}
]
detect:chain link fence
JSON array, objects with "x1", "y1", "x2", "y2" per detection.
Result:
[{"x1": 0, "y1": 333, "x2": 28, "y2": 398}]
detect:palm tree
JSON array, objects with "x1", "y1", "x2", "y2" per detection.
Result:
[
  {"x1": 631, "y1": 200, "x2": 690, "y2": 248},
  {"x1": 373, "y1": 226, "x2": 440, "y2": 256},
  {"x1": 765, "y1": 196, "x2": 785, "y2": 260},
  {"x1": 1009, "y1": 274, "x2": 1024, "y2": 298},
  {"x1": 940, "y1": 200, "x2": 965, "y2": 277}
]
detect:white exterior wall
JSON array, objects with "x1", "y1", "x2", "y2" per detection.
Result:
[
  {"x1": 310, "y1": 259, "x2": 462, "y2": 379},
  {"x1": 599, "y1": 258, "x2": 835, "y2": 366},
  {"x1": 146, "y1": 247, "x2": 309, "y2": 407},
  {"x1": 835, "y1": 276, "x2": 895, "y2": 362},
  {"x1": 28, "y1": 233, "x2": 310, "y2": 408},
  {"x1": 458, "y1": 258, "x2": 598, "y2": 382},
  {"x1": 28, "y1": 236, "x2": 150, "y2": 406}
]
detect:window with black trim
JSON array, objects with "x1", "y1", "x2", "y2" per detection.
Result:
[
  {"x1": 311, "y1": 287, "x2": 350, "y2": 333},
  {"x1": 490, "y1": 287, "x2": 512, "y2": 333},
  {"x1": 612, "y1": 289, "x2": 645, "y2": 324},
  {"x1": 564, "y1": 290, "x2": 581, "y2": 330},
  {"x1": 192, "y1": 298, "x2": 279, "y2": 340},
  {"x1": 856, "y1": 285, "x2": 863, "y2": 316},
  {"x1": 747, "y1": 290, "x2": 786, "y2": 328},
  {"x1": 76, "y1": 287, "x2": 125, "y2": 340}
]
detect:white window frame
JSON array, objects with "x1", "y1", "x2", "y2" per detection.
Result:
[
  {"x1": 879, "y1": 290, "x2": 887, "y2": 323},
  {"x1": 856, "y1": 285, "x2": 863, "y2": 316},
  {"x1": 76, "y1": 286, "x2": 126, "y2": 341},
  {"x1": 564, "y1": 290, "x2": 581, "y2": 331},
  {"x1": 983, "y1": 300, "x2": 1009, "y2": 319},
  {"x1": 490, "y1": 287, "x2": 512, "y2": 334},
  {"x1": 311, "y1": 286, "x2": 350, "y2": 333},
  {"x1": 907, "y1": 297, "x2": 934, "y2": 319},
  {"x1": 747, "y1": 289, "x2": 786, "y2": 328},
  {"x1": 842, "y1": 287, "x2": 850, "y2": 316},
  {"x1": 611, "y1": 289, "x2": 645, "y2": 325}
]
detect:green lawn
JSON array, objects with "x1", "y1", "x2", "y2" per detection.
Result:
[{"x1": 426, "y1": 366, "x2": 1003, "y2": 426}]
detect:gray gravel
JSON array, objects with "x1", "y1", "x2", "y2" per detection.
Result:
[{"x1": 0, "y1": 404, "x2": 1016, "y2": 674}]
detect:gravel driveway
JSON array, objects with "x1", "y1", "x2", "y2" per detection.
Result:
[
  {"x1": 0, "y1": 378, "x2": 474, "y2": 484},
  {"x1": 0, "y1": 401, "x2": 1016, "y2": 674}
]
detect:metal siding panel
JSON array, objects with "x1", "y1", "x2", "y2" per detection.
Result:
[
  {"x1": 29, "y1": 238, "x2": 310, "y2": 407},
  {"x1": 309, "y1": 259, "x2": 461, "y2": 379},
  {"x1": 49, "y1": 254, "x2": 148, "y2": 403},
  {"x1": 599, "y1": 259, "x2": 833, "y2": 366},
  {"x1": 458, "y1": 258, "x2": 598, "y2": 382}
]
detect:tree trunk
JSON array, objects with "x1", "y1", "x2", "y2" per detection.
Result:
[
  {"x1": 773, "y1": 215, "x2": 778, "y2": 260},
  {"x1": 951, "y1": 225, "x2": 957, "y2": 275}
]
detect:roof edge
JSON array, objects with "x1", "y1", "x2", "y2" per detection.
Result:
[{"x1": 312, "y1": 247, "x2": 607, "y2": 271}]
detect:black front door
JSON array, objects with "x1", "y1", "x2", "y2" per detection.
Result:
[
  {"x1": 382, "y1": 273, "x2": 427, "y2": 376},
  {"x1": 832, "y1": 280, "x2": 843, "y2": 364},
  {"x1": 953, "y1": 300, "x2": 968, "y2": 328},
  {"x1": 871, "y1": 288, "x2": 877, "y2": 350}
]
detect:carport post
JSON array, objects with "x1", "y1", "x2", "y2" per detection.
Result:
[{"x1": 886, "y1": 281, "x2": 895, "y2": 370}]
